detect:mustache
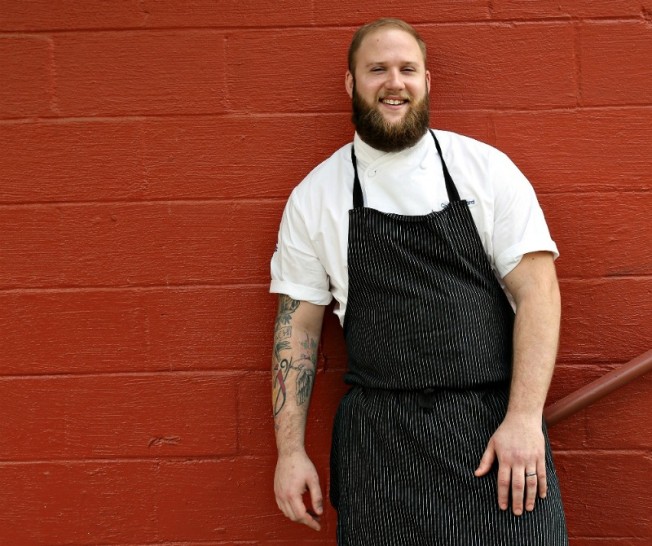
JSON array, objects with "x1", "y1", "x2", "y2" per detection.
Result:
[{"x1": 378, "y1": 94, "x2": 411, "y2": 101}]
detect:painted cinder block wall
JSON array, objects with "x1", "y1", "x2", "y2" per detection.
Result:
[{"x1": 1, "y1": 1, "x2": 650, "y2": 544}]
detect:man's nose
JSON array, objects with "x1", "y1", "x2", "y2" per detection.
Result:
[{"x1": 385, "y1": 69, "x2": 405, "y2": 90}]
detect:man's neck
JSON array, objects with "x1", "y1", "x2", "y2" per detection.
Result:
[{"x1": 353, "y1": 130, "x2": 430, "y2": 165}]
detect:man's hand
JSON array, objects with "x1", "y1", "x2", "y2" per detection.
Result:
[
  {"x1": 274, "y1": 450, "x2": 324, "y2": 531},
  {"x1": 474, "y1": 414, "x2": 547, "y2": 516}
]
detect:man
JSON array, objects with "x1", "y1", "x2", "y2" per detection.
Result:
[{"x1": 271, "y1": 18, "x2": 568, "y2": 545}]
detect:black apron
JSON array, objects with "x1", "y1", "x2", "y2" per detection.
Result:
[{"x1": 330, "y1": 131, "x2": 568, "y2": 545}]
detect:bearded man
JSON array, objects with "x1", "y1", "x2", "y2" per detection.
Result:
[{"x1": 270, "y1": 18, "x2": 568, "y2": 545}]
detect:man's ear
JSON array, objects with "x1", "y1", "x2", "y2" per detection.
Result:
[
  {"x1": 345, "y1": 71, "x2": 354, "y2": 99},
  {"x1": 426, "y1": 70, "x2": 431, "y2": 93}
]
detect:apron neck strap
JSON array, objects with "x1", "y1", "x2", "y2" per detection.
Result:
[
  {"x1": 351, "y1": 130, "x2": 461, "y2": 209},
  {"x1": 429, "y1": 130, "x2": 460, "y2": 202},
  {"x1": 351, "y1": 145, "x2": 364, "y2": 209}
]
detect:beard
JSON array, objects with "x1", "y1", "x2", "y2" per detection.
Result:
[{"x1": 351, "y1": 85, "x2": 430, "y2": 153}]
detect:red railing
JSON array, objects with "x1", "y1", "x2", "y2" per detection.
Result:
[{"x1": 544, "y1": 348, "x2": 652, "y2": 426}]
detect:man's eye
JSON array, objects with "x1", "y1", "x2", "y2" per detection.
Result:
[
  {"x1": 371, "y1": 67, "x2": 385, "y2": 72},
  {"x1": 402, "y1": 67, "x2": 416, "y2": 72}
]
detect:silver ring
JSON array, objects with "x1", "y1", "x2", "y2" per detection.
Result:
[{"x1": 525, "y1": 472, "x2": 537, "y2": 478}]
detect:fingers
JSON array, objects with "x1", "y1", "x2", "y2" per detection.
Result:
[
  {"x1": 524, "y1": 469, "x2": 538, "y2": 512},
  {"x1": 486, "y1": 450, "x2": 546, "y2": 515},
  {"x1": 307, "y1": 472, "x2": 324, "y2": 516},
  {"x1": 537, "y1": 465, "x2": 548, "y2": 500},
  {"x1": 497, "y1": 463, "x2": 512, "y2": 512},
  {"x1": 503, "y1": 465, "x2": 546, "y2": 516},
  {"x1": 290, "y1": 493, "x2": 322, "y2": 531},
  {"x1": 474, "y1": 443, "x2": 496, "y2": 477},
  {"x1": 276, "y1": 493, "x2": 322, "y2": 531}
]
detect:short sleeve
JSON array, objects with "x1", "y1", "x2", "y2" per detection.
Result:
[
  {"x1": 491, "y1": 152, "x2": 559, "y2": 278},
  {"x1": 270, "y1": 189, "x2": 333, "y2": 305}
]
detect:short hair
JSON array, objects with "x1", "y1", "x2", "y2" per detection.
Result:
[{"x1": 348, "y1": 18, "x2": 427, "y2": 74}]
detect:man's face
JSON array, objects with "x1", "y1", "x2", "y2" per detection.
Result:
[{"x1": 346, "y1": 28, "x2": 431, "y2": 151}]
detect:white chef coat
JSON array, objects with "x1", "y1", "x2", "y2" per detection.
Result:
[{"x1": 270, "y1": 129, "x2": 558, "y2": 324}]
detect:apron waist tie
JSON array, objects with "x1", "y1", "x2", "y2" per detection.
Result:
[{"x1": 417, "y1": 388, "x2": 438, "y2": 412}]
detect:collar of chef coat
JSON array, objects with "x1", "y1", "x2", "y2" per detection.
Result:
[
  {"x1": 352, "y1": 131, "x2": 433, "y2": 178},
  {"x1": 351, "y1": 131, "x2": 443, "y2": 215}
]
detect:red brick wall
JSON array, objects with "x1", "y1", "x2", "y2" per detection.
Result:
[{"x1": 1, "y1": 1, "x2": 650, "y2": 544}]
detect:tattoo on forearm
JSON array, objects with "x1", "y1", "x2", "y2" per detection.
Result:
[
  {"x1": 276, "y1": 295, "x2": 300, "y2": 327},
  {"x1": 296, "y1": 366, "x2": 314, "y2": 406},
  {"x1": 299, "y1": 334, "x2": 318, "y2": 366},
  {"x1": 273, "y1": 355, "x2": 317, "y2": 415},
  {"x1": 274, "y1": 325, "x2": 292, "y2": 361},
  {"x1": 272, "y1": 296, "x2": 318, "y2": 418},
  {"x1": 273, "y1": 358, "x2": 291, "y2": 416}
]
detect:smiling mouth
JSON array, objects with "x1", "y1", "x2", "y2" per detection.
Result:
[{"x1": 380, "y1": 98, "x2": 409, "y2": 106}]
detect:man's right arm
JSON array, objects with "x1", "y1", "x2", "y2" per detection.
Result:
[{"x1": 272, "y1": 294, "x2": 325, "y2": 531}]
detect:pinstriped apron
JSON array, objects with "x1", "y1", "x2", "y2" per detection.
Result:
[{"x1": 330, "y1": 131, "x2": 567, "y2": 545}]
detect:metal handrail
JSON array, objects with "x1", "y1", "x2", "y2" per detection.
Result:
[{"x1": 544, "y1": 348, "x2": 652, "y2": 427}]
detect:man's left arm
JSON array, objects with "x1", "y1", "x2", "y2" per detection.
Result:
[{"x1": 475, "y1": 251, "x2": 561, "y2": 516}]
